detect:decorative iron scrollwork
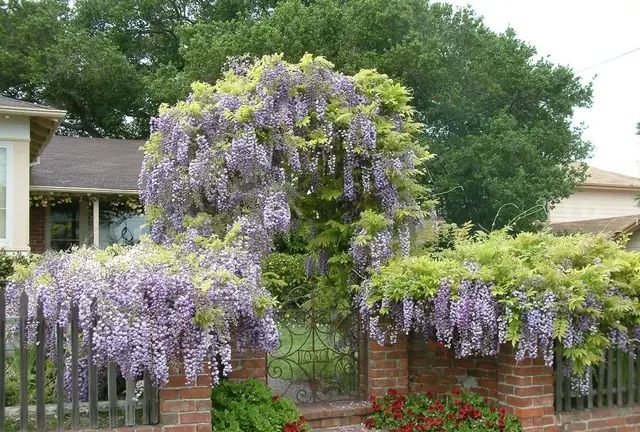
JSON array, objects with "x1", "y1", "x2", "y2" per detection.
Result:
[{"x1": 267, "y1": 308, "x2": 359, "y2": 403}]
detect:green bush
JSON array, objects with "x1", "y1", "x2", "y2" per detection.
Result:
[
  {"x1": 366, "y1": 389, "x2": 521, "y2": 432},
  {"x1": 262, "y1": 253, "x2": 311, "y2": 309},
  {"x1": 0, "y1": 248, "x2": 30, "y2": 282},
  {"x1": 211, "y1": 379, "x2": 307, "y2": 432}
]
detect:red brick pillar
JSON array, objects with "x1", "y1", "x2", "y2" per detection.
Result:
[
  {"x1": 29, "y1": 205, "x2": 46, "y2": 253},
  {"x1": 158, "y1": 369, "x2": 213, "y2": 431},
  {"x1": 496, "y1": 346, "x2": 557, "y2": 432},
  {"x1": 365, "y1": 334, "x2": 409, "y2": 397},
  {"x1": 227, "y1": 349, "x2": 267, "y2": 383}
]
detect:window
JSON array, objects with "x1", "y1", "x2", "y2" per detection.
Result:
[
  {"x1": 98, "y1": 201, "x2": 145, "y2": 248},
  {"x1": 0, "y1": 142, "x2": 12, "y2": 243},
  {"x1": 49, "y1": 201, "x2": 81, "y2": 251}
]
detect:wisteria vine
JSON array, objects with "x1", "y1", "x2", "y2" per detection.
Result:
[
  {"x1": 8, "y1": 54, "x2": 428, "y2": 388},
  {"x1": 7, "y1": 229, "x2": 278, "y2": 386},
  {"x1": 361, "y1": 230, "x2": 640, "y2": 394},
  {"x1": 139, "y1": 54, "x2": 428, "y2": 273}
]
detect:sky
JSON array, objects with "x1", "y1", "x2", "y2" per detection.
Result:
[{"x1": 445, "y1": 0, "x2": 640, "y2": 177}]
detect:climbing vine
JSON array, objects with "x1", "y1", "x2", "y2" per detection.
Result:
[{"x1": 360, "y1": 229, "x2": 640, "y2": 393}]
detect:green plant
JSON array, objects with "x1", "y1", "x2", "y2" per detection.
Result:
[
  {"x1": 0, "y1": 249, "x2": 30, "y2": 282},
  {"x1": 4, "y1": 347, "x2": 58, "y2": 407},
  {"x1": 211, "y1": 379, "x2": 307, "y2": 432},
  {"x1": 262, "y1": 253, "x2": 311, "y2": 309},
  {"x1": 366, "y1": 389, "x2": 521, "y2": 432},
  {"x1": 363, "y1": 229, "x2": 640, "y2": 386}
]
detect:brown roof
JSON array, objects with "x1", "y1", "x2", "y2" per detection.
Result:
[
  {"x1": 584, "y1": 166, "x2": 640, "y2": 190},
  {"x1": 30, "y1": 136, "x2": 144, "y2": 192},
  {"x1": 0, "y1": 95, "x2": 56, "y2": 111},
  {"x1": 549, "y1": 214, "x2": 640, "y2": 237}
]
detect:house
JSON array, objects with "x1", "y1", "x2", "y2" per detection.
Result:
[
  {"x1": 548, "y1": 166, "x2": 640, "y2": 251},
  {"x1": 0, "y1": 96, "x2": 145, "y2": 254}
]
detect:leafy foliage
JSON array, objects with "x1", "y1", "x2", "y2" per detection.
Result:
[
  {"x1": 211, "y1": 379, "x2": 308, "y2": 432},
  {"x1": 262, "y1": 253, "x2": 311, "y2": 308},
  {"x1": 365, "y1": 388, "x2": 521, "y2": 432},
  {"x1": 2, "y1": 0, "x2": 591, "y2": 230},
  {"x1": 362, "y1": 229, "x2": 640, "y2": 392},
  {"x1": 0, "y1": 249, "x2": 29, "y2": 281}
]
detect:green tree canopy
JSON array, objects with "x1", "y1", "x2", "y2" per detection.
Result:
[{"x1": 0, "y1": 0, "x2": 593, "y2": 230}]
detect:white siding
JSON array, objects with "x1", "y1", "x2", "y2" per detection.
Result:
[
  {"x1": 549, "y1": 189, "x2": 640, "y2": 223},
  {"x1": 0, "y1": 116, "x2": 31, "y2": 252}
]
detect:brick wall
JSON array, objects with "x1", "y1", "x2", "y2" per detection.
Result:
[
  {"x1": 405, "y1": 337, "x2": 640, "y2": 432},
  {"x1": 409, "y1": 338, "x2": 498, "y2": 400},
  {"x1": 158, "y1": 370, "x2": 213, "y2": 432},
  {"x1": 364, "y1": 335, "x2": 409, "y2": 396},
  {"x1": 555, "y1": 405, "x2": 640, "y2": 431},
  {"x1": 227, "y1": 349, "x2": 267, "y2": 383},
  {"x1": 496, "y1": 345, "x2": 556, "y2": 431},
  {"x1": 29, "y1": 205, "x2": 46, "y2": 253}
]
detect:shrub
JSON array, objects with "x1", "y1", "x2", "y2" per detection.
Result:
[
  {"x1": 211, "y1": 379, "x2": 307, "y2": 432},
  {"x1": 0, "y1": 248, "x2": 30, "y2": 281},
  {"x1": 365, "y1": 389, "x2": 521, "y2": 432}
]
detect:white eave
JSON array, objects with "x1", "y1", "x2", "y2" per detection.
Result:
[{"x1": 30, "y1": 185, "x2": 139, "y2": 195}]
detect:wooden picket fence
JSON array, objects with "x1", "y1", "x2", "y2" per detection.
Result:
[
  {"x1": 555, "y1": 344, "x2": 640, "y2": 411},
  {"x1": 0, "y1": 284, "x2": 159, "y2": 430}
]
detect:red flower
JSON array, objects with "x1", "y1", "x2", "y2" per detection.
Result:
[{"x1": 272, "y1": 395, "x2": 281, "y2": 403}]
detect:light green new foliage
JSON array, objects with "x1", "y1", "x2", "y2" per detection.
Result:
[{"x1": 369, "y1": 229, "x2": 640, "y2": 374}]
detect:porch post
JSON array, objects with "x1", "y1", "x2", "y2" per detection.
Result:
[
  {"x1": 79, "y1": 201, "x2": 89, "y2": 244},
  {"x1": 92, "y1": 198, "x2": 99, "y2": 248}
]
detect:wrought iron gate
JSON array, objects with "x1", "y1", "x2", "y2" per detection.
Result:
[{"x1": 267, "y1": 308, "x2": 359, "y2": 403}]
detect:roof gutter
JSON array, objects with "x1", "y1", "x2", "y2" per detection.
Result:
[
  {"x1": 30, "y1": 185, "x2": 139, "y2": 195},
  {"x1": 580, "y1": 184, "x2": 640, "y2": 192},
  {"x1": 0, "y1": 106, "x2": 67, "y2": 118}
]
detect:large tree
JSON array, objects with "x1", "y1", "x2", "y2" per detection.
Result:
[{"x1": 0, "y1": 0, "x2": 593, "y2": 230}]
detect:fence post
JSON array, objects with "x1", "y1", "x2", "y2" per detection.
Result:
[
  {"x1": 0, "y1": 282, "x2": 5, "y2": 430},
  {"x1": 36, "y1": 301, "x2": 45, "y2": 431},
  {"x1": 19, "y1": 291, "x2": 28, "y2": 431}
]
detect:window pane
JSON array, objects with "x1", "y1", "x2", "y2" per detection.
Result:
[
  {"x1": 99, "y1": 201, "x2": 145, "y2": 248},
  {"x1": 50, "y1": 201, "x2": 80, "y2": 251},
  {"x1": 0, "y1": 147, "x2": 6, "y2": 239}
]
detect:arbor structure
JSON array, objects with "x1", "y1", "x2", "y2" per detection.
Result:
[{"x1": 8, "y1": 54, "x2": 426, "y2": 384}]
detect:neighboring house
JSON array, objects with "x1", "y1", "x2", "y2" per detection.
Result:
[
  {"x1": 0, "y1": 96, "x2": 145, "y2": 254},
  {"x1": 548, "y1": 166, "x2": 640, "y2": 251}
]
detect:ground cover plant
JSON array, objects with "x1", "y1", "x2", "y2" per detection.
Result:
[
  {"x1": 211, "y1": 379, "x2": 307, "y2": 432},
  {"x1": 365, "y1": 388, "x2": 521, "y2": 432}
]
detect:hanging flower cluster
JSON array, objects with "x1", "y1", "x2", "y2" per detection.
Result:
[
  {"x1": 8, "y1": 54, "x2": 429, "y2": 388},
  {"x1": 7, "y1": 227, "x2": 278, "y2": 386},
  {"x1": 361, "y1": 230, "x2": 640, "y2": 394},
  {"x1": 139, "y1": 54, "x2": 429, "y2": 273}
]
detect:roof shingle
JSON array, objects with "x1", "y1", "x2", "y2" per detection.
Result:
[
  {"x1": 0, "y1": 95, "x2": 56, "y2": 111},
  {"x1": 30, "y1": 136, "x2": 144, "y2": 191},
  {"x1": 585, "y1": 166, "x2": 640, "y2": 189},
  {"x1": 549, "y1": 214, "x2": 640, "y2": 237}
]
